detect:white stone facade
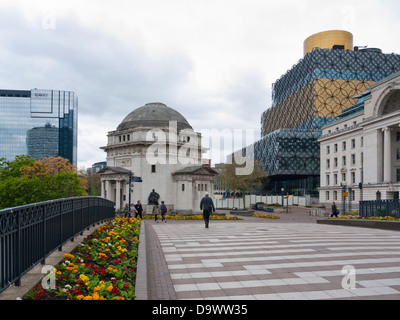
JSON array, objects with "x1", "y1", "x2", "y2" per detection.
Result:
[
  {"x1": 319, "y1": 72, "x2": 400, "y2": 208},
  {"x1": 99, "y1": 103, "x2": 217, "y2": 213}
]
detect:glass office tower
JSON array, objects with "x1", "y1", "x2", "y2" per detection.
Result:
[{"x1": 0, "y1": 89, "x2": 78, "y2": 166}]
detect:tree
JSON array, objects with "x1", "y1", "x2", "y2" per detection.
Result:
[
  {"x1": 218, "y1": 159, "x2": 268, "y2": 209},
  {"x1": 83, "y1": 170, "x2": 101, "y2": 196},
  {"x1": 0, "y1": 155, "x2": 87, "y2": 210}
]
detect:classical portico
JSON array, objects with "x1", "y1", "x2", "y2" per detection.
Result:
[
  {"x1": 363, "y1": 74, "x2": 400, "y2": 193},
  {"x1": 99, "y1": 166, "x2": 131, "y2": 211},
  {"x1": 319, "y1": 71, "x2": 400, "y2": 205}
]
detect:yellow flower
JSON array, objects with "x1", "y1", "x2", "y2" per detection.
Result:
[
  {"x1": 77, "y1": 295, "x2": 84, "y2": 300},
  {"x1": 92, "y1": 292, "x2": 100, "y2": 300},
  {"x1": 107, "y1": 285, "x2": 113, "y2": 292},
  {"x1": 79, "y1": 274, "x2": 89, "y2": 283},
  {"x1": 63, "y1": 253, "x2": 74, "y2": 260},
  {"x1": 83, "y1": 295, "x2": 93, "y2": 300}
]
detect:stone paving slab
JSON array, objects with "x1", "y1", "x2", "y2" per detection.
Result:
[{"x1": 147, "y1": 217, "x2": 400, "y2": 300}]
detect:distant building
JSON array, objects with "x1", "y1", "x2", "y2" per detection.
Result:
[
  {"x1": 319, "y1": 71, "x2": 400, "y2": 206},
  {"x1": 243, "y1": 30, "x2": 400, "y2": 196},
  {"x1": 0, "y1": 89, "x2": 78, "y2": 165},
  {"x1": 91, "y1": 161, "x2": 107, "y2": 173},
  {"x1": 99, "y1": 102, "x2": 217, "y2": 213}
]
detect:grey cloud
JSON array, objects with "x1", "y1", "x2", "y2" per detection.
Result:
[{"x1": 0, "y1": 7, "x2": 194, "y2": 120}]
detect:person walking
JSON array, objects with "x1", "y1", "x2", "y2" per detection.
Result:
[
  {"x1": 134, "y1": 200, "x2": 143, "y2": 219},
  {"x1": 160, "y1": 201, "x2": 167, "y2": 223},
  {"x1": 200, "y1": 193, "x2": 215, "y2": 228},
  {"x1": 153, "y1": 201, "x2": 160, "y2": 223},
  {"x1": 331, "y1": 201, "x2": 339, "y2": 218}
]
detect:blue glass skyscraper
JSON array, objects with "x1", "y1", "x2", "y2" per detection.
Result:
[{"x1": 0, "y1": 89, "x2": 78, "y2": 166}]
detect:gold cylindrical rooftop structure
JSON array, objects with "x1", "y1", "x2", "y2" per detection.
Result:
[{"x1": 304, "y1": 30, "x2": 353, "y2": 56}]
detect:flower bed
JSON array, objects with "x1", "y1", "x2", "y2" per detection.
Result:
[
  {"x1": 142, "y1": 214, "x2": 242, "y2": 220},
  {"x1": 25, "y1": 217, "x2": 141, "y2": 300},
  {"x1": 251, "y1": 213, "x2": 280, "y2": 220}
]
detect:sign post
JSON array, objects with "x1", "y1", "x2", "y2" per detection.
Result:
[{"x1": 126, "y1": 173, "x2": 143, "y2": 217}]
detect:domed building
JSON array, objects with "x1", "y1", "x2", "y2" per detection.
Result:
[{"x1": 99, "y1": 102, "x2": 217, "y2": 214}]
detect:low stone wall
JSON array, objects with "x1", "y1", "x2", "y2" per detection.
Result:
[
  {"x1": 317, "y1": 219, "x2": 400, "y2": 231},
  {"x1": 230, "y1": 210, "x2": 255, "y2": 216}
]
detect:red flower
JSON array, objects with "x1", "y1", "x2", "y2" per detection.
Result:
[
  {"x1": 71, "y1": 289, "x2": 82, "y2": 296},
  {"x1": 111, "y1": 286, "x2": 119, "y2": 295},
  {"x1": 77, "y1": 280, "x2": 86, "y2": 287}
]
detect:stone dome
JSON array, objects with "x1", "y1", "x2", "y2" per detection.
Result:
[{"x1": 117, "y1": 102, "x2": 193, "y2": 131}]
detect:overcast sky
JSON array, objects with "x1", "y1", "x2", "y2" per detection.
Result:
[{"x1": 1, "y1": 0, "x2": 400, "y2": 169}]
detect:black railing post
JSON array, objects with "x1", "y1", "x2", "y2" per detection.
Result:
[
  {"x1": 15, "y1": 210, "x2": 21, "y2": 287},
  {"x1": 58, "y1": 201, "x2": 63, "y2": 252},
  {"x1": 80, "y1": 197, "x2": 83, "y2": 236},
  {"x1": 41, "y1": 204, "x2": 46, "y2": 266},
  {"x1": 71, "y1": 199, "x2": 75, "y2": 243}
]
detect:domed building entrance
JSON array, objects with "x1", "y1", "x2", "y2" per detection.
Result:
[{"x1": 99, "y1": 102, "x2": 217, "y2": 214}]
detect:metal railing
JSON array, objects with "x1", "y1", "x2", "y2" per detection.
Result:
[
  {"x1": 0, "y1": 197, "x2": 115, "y2": 293},
  {"x1": 359, "y1": 199, "x2": 400, "y2": 218}
]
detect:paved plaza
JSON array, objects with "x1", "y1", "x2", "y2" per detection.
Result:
[{"x1": 146, "y1": 214, "x2": 400, "y2": 300}]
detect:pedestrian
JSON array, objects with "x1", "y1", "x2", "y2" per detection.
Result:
[
  {"x1": 134, "y1": 200, "x2": 143, "y2": 219},
  {"x1": 331, "y1": 201, "x2": 339, "y2": 218},
  {"x1": 160, "y1": 200, "x2": 167, "y2": 223},
  {"x1": 130, "y1": 203, "x2": 138, "y2": 218},
  {"x1": 200, "y1": 193, "x2": 215, "y2": 228},
  {"x1": 153, "y1": 201, "x2": 160, "y2": 223}
]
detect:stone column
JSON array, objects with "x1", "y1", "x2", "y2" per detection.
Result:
[
  {"x1": 116, "y1": 180, "x2": 121, "y2": 211},
  {"x1": 376, "y1": 129, "x2": 384, "y2": 183},
  {"x1": 101, "y1": 180, "x2": 105, "y2": 198},
  {"x1": 383, "y1": 128, "x2": 392, "y2": 183},
  {"x1": 105, "y1": 180, "x2": 112, "y2": 201}
]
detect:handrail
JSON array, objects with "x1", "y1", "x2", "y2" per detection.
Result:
[{"x1": 0, "y1": 197, "x2": 115, "y2": 293}]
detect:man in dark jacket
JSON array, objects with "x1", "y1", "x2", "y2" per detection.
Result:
[
  {"x1": 134, "y1": 200, "x2": 143, "y2": 219},
  {"x1": 331, "y1": 202, "x2": 339, "y2": 218},
  {"x1": 200, "y1": 193, "x2": 215, "y2": 228}
]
